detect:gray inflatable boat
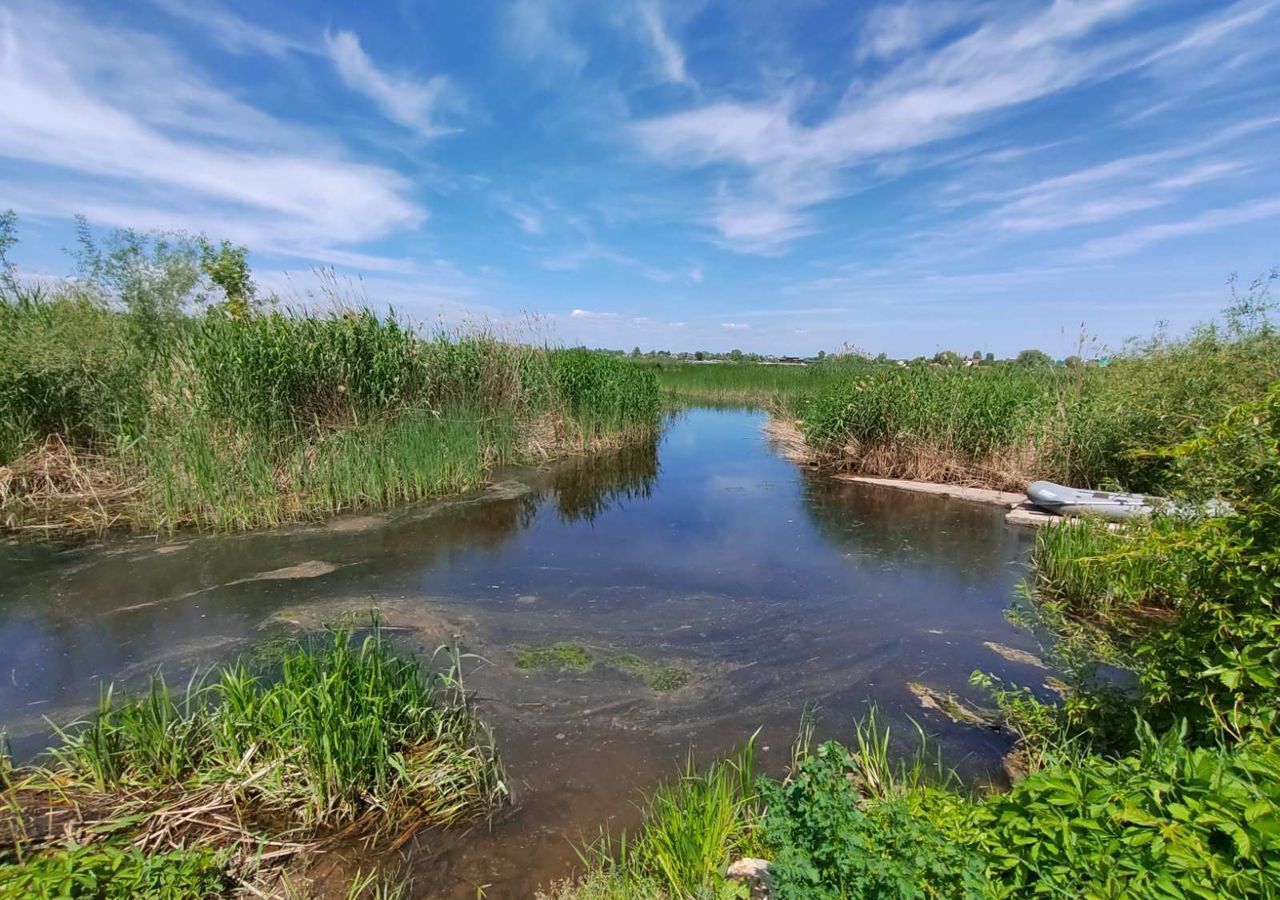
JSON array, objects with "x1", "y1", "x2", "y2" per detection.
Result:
[{"x1": 1026, "y1": 481, "x2": 1233, "y2": 521}]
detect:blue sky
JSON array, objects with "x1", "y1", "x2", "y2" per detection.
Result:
[{"x1": 0, "y1": 0, "x2": 1277, "y2": 357}]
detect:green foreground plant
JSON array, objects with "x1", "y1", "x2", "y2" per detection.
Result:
[{"x1": 0, "y1": 626, "x2": 506, "y2": 896}]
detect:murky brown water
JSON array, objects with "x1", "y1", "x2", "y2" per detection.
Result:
[{"x1": 0, "y1": 408, "x2": 1043, "y2": 897}]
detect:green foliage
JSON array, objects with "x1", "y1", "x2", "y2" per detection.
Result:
[
  {"x1": 189, "y1": 309, "x2": 430, "y2": 433},
  {"x1": 0, "y1": 844, "x2": 229, "y2": 899},
  {"x1": 1015, "y1": 349, "x2": 1052, "y2": 367},
  {"x1": 1020, "y1": 384, "x2": 1280, "y2": 744},
  {"x1": 550, "y1": 349, "x2": 661, "y2": 439},
  {"x1": 975, "y1": 723, "x2": 1280, "y2": 898},
  {"x1": 515, "y1": 643, "x2": 594, "y2": 671},
  {"x1": 568, "y1": 737, "x2": 760, "y2": 899},
  {"x1": 197, "y1": 240, "x2": 254, "y2": 320},
  {"x1": 0, "y1": 210, "x2": 20, "y2": 298},
  {"x1": 514, "y1": 645, "x2": 691, "y2": 692},
  {"x1": 797, "y1": 364, "x2": 1061, "y2": 487},
  {"x1": 644, "y1": 357, "x2": 875, "y2": 407},
  {"x1": 0, "y1": 292, "x2": 140, "y2": 463},
  {"x1": 795, "y1": 285, "x2": 1280, "y2": 492},
  {"x1": 71, "y1": 219, "x2": 203, "y2": 361},
  {"x1": 561, "y1": 714, "x2": 1280, "y2": 900},
  {"x1": 761, "y1": 740, "x2": 984, "y2": 900}
]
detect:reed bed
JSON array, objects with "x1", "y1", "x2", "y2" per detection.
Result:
[
  {"x1": 1, "y1": 291, "x2": 660, "y2": 535},
  {"x1": 792, "y1": 320, "x2": 1280, "y2": 493}
]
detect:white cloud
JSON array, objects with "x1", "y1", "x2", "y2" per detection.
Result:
[
  {"x1": 514, "y1": 210, "x2": 544, "y2": 234},
  {"x1": 721, "y1": 322, "x2": 749, "y2": 330},
  {"x1": 856, "y1": 0, "x2": 988, "y2": 61},
  {"x1": 570, "y1": 308, "x2": 619, "y2": 319},
  {"x1": 632, "y1": 0, "x2": 1264, "y2": 253},
  {"x1": 0, "y1": 1, "x2": 424, "y2": 264},
  {"x1": 689, "y1": 266, "x2": 703, "y2": 283},
  {"x1": 637, "y1": 2, "x2": 694, "y2": 86},
  {"x1": 1078, "y1": 198, "x2": 1280, "y2": 259},
  {"x1": 146, "y1": 0, "x2": 310, "y2": 58},
  {"x1": 1146, "y1": 0, "x2": 1278, "y2": 62},
  {"x1": 324, "y1": 30, "x2": 456, "y2": 138},
  {"x1": 504, "y1": 0, "x2": 587, "y2": 73}
]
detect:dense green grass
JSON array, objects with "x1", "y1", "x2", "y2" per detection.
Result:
[
  {"x1": 44, "y1": 628, "x2": 505, "y2": 827},
  {"x1": 793, "y1": 315, "x2": 1280, "y2": 492},
  {"x1": 641, "y1": 357, "x2": 874, "y2": 407},
  {"x1": 2, "y1": 627, "x2": 504, "y2": 896},
  {"x1": 1, "y1": 291, "x2": 660, "y2": 534}
]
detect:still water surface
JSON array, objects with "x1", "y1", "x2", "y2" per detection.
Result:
[{"x1": 0, "y1": 407, "x2": 1040, "y2": 896}]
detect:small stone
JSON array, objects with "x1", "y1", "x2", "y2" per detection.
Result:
[{"x1": 726, "y1": 858, "x2": 772, "y2": 899}]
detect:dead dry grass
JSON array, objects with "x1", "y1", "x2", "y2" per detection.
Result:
[
  {"x1": 820, "y1": 435, "x2": 1048, "y2": 492},
  {"x1": 0, "y1": 435, "x2": 145, "y2": 535}
]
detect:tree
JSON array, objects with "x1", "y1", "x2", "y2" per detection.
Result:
[
  {"x1": 694, "y1": 351, "x2": 705, "y2": 361},
  {"x1": 984, "y1": 352, "x2": 995, "y2": 363},
  {"x1": 72, "y1": 220, "x2": 202, "y2": 360},
  {"x1": 0, "y1": 209, "x2": 20, "y2": 297},
  {"x1": 1015, "y1": 349, "x2": 1052, "y2": 367},
  {"x1": 199, "y1": 239, "x2": 255, "y2": 320},
  {"x1": 1064, "y1": 355, "x2": 1084, "y2": 370},
  {"x1": 729, "y1": 348, "x2": 743, "y2": 362},
  {"x1": 817, "y1": 350, "x2": 826, "y2": 360},
  {"x1": 631, "y1": 346, "x2": 642, "y2": 357}
]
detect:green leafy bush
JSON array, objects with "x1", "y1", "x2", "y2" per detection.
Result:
[
  {"x1": 976, "y1": 724, "x2": 1280, "y2": 898},
  {"x1": 0, "y1": 844, "x2": 229, "y2": 899},
  {"x1": 761, "y1": 742, "x2": 985, "y2": 899}
]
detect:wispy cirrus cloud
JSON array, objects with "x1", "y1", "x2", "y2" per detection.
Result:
[
  {"x1": 1078, "y1": 198, "x2": 1280, "y2": 260},
  {"x1": 503, "y1": 0, "x2": 588, "y2": 74},
  {"x1": 632, "y1": 0, "x2": 1267, "y2": 254},
  {"x1": 636, "y1": 2, "x2": 694, "y2": 86},
  {"x1": 324, "y1": 30, "x2": 458, "y2": 137},
  {"x1": 0, "y1": 0, "x2": 423, "y2": 265},
  {"x1": 145, "y1": 0, "x2": 312, "y2": 57}
]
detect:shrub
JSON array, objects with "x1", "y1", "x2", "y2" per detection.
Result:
[
  {"x1": 0, "y1": 844, "x2": 230, "y2": 899},
  {"x1": 761, "y1": 742, "x2": 985, "y2": 900},
  {"x1": 975, "y1": 724, "x2": 1280, "y2": 898}
]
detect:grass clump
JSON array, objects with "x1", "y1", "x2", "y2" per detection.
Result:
[
  {"x1": 548, "y1": 736, "x2": 761, "y2": 900},
  {"x1": 514, "y1": 646, "x2": 691, "y2": 692},
  {"x1": 1, "y1": 625, "x2": 505, "y2": 895},
  {"x1": 609, "y1": 655, "x2": 690, "y2": 692}
]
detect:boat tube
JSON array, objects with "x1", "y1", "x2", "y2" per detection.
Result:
[{"x1": 1026, "y1": 481, "x2": 1233, "y2": 521}]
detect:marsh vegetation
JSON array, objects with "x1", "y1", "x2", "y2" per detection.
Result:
[{"x1": 0, "y1": 216, "x2": 660, "y2": 535}]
